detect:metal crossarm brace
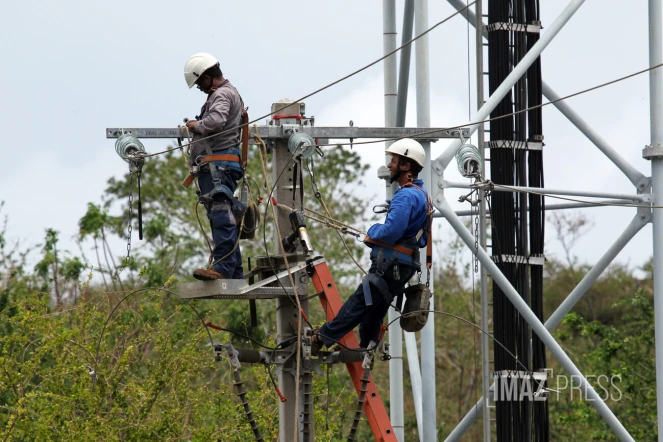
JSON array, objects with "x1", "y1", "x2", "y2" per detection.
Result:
[
  {"x1": 308, "y1": 257, "x2": 397, "y2": 442},
  {"x1": 106, "y1": 126, "x2": 469, "y2": 141}
]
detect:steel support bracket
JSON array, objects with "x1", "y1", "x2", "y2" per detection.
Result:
[
  {"x1": 643, "y1": 145, "x2": 663, "y2": 159},
  {"x1": 638, "y1": 204, "x2": 653, "y2": 224},
  {"x1": 637, "y1": 176, "x2": 652, "y2": 193},
  {"x1": 224, "y1": 342, "x2": 241, "y2": 370}
]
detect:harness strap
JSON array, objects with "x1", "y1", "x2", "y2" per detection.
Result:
[
  {"x1": 362, "y1": 275, "x2": 373, "y2": 306},
  {"x1": 182, "y1": 154, "x2": 242, "y2": 188},
  {"x1": 364, "y1": 236, "x2": 415, "y2": 257},
  {"x1": 403, "y1": 182, "x2": 434, "y2": 271},
  {"x1": 241, "y1": 109, "x2": 249, "y2": 170},
  {"x1": 198, "y1": 154, "x2": 241, "y2": 164}
]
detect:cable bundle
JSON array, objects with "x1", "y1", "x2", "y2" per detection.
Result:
[{"x1": 488, "y1": 0, "x2": 548, "y2": 440}]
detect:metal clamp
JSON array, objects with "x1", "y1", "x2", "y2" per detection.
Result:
[
  {"x1": 643, "y1": 144, "x2": 663, "y2": 159},
  {"x1": 485, "y1": 22, "x2": 542, "y2": 33},
  {"x1": 224, "y1": 342, "x2": 241, "y2": 370},
  {"x1": 491, "y1": 254, "x2": 546, "y2": 266},
  {"x1": 362, "y1": 340, "x2": 377, "y2": 370},
  {"x1": 487, "y1": 140, "x2": 543, "y2": 151}
]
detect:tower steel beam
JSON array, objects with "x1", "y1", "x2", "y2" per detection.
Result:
[
  {"x1": 443, "y1": 212, "x2": 648, "y2": 441},
  {"x1": 447, "y1": 0, "x2": 648, "y2": 189},
  {"x1": 437, "y1": 198, "x2": 635, "y2": 442},
  {"x1": 434, "y1": 0, "x2": 587, "y2": 172},
  {"x1": 414, "y1": 0, "x2": 437, "y2": 440},
  {"x1": 645, "y1": 0, "x2": 663, "y2": 440},
  {"x1": 473, "y1": 0, "x2": 492, "y2": 439},
  {"x1": 382, "y1": 2, "x2": 407, "y2": 440}
]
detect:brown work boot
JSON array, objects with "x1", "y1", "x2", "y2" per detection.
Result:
[{"x1": 192, "y1": 268, "x2": 226, "y2": 281}]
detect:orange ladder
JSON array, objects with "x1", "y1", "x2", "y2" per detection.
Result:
[{"x1": 308, "y1": 257, "x2": 398, "y2": 442}]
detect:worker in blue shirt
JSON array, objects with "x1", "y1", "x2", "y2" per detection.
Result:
[{"x1": 312, "y1": 139, "x2": 432, "y2": 354}]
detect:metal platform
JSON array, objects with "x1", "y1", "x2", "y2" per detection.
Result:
[{"x1": 179, "y1": 260, "x2": 307, "y2": 300}]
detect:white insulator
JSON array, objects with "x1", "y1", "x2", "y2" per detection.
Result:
[
  {"x1": 115, "y1": 133, "x2": 147, "y2": 169},
  {"x1": 455, "y1": 143, "x2": 482, "y2": 178},
  {"x1": 287, "y1": 132, "x2": 316, "y2": 159}
]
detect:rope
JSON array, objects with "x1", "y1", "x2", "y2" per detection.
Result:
[
  {"x1": 306, "y1": 159, "x2": 367, "y2": 275},
  {"x1": 253, "y1": 127, "x2": 304, "y2": 441},
  {"x1": 277, "y1": 204, "x2": 366, "y2": 238}
]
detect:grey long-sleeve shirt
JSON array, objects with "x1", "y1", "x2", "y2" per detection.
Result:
[{"x1": 190, "y1": 79, "x2": 243, "y2": 164}]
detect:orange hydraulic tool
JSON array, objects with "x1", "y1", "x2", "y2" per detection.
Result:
[{"x1": 308, "y1": 257, "x2": 398, "y2": 442}]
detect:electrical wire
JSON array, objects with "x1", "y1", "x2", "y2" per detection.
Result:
[
  {"x1": 92, "y1": 287, "x2": 290, "y2": 381},
  {"x1": 133, "y1": 60, "x2": 663, "y2": 171},
  {"x1": 204, "y1": 322, "x2": 297, "y2": 351},
  {"x1": 386, "y1": 309, "x2": 537, "y2": 378},
  {"x1": 489, "y1": 183, "x2": 662, "y2": 209},
  {"x1": 93, "y1": 287, "x2": 214, "y2": 377},
  {"x1": 305, "y1": 158, "x2": 367, "y2": 275},
  {"x1": 311, "y1": 61, "x2": 663, "y2": 149},
  {"x1": 255, "y1": 136, "x2": 308, "y2": 314},
  {"x1": 133, "y1": 3, "x2": 478, "y2": 160}
]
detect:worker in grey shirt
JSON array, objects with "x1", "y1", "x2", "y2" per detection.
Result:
[{"x1": 183, "y1": 52, "x2": 245, "y2": 281}]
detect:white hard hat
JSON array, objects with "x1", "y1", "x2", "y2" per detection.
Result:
[
  {"x1": 386, "y1": 138, "x2": 425, "y2": 167},
  {"x1": 184, "y1": 53, "x2": 219, "y2": 88}
]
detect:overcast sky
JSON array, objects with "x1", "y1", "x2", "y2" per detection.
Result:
[{"x1": 0, "y1": 1, "x2": 656, "y2": 277}]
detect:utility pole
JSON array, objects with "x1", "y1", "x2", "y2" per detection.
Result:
[
  {"x1": 270, "y1": 99, "x2": 311, "y2": 442},
  {"x1": 107, "y1": 117, "x2": 465, "y2": 442}
]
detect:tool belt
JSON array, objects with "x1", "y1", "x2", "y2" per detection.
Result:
[
  {"x1": 361, "y1": 237, "x2": 421, "y2": 308},
  {"x1": 183, "y1": 154, "x2": 241, "y2": 188},
  {"x1": 185, "y1": 145, "x2": 246, "y2": 217}
]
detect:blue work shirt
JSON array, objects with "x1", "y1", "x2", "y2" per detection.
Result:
[{"x1": 367, "y1": 179, "x2": 429, "y2": 248}]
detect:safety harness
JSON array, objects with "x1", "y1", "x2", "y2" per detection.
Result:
[
  {"x1": 182, "y1": 81, "x2": 251, "y2": 218},
  {"x1": 362, "y1": 182, "x2": 434, "y2": 310}
]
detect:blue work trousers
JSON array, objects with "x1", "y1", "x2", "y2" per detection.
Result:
[
  {"x1": 197, "y1": 167, "x2": 244, "y2": 279},
  {"x1": 319, "y1": 264, "x2": 416, "y2": 348}
]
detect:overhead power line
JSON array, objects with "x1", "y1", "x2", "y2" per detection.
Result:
[
  {"x1": 317, "y1": 61, "x2": 663, "y2": 148},
  {"x1": 140, "y1": 2, "x2": 477, "y2": 159}
]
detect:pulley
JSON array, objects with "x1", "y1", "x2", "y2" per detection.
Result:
[
  {"x1": 287, "y1": 132, "x2": 316, "y2": 159},
  {"x1": 115, "y1": 133, "x2": 147, "y2": 170}
]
